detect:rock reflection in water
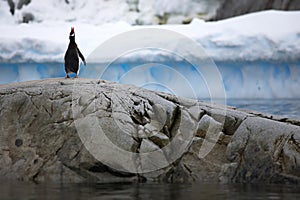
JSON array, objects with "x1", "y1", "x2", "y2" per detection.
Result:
[{"x1": 1, "y1": 182, "x2": 300, "y2": 200}]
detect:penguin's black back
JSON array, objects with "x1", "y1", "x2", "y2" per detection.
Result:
[{"x1": 64, "y1": 42, "x2": 79, "y2": 74}]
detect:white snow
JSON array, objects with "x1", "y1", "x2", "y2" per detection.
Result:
[
  {"x1": 138, "y1": 0, "x2": 221, "y2": 24},
  {"x1": 0, "y1": 10, "x2": 299, "y2": 63},
  {"x1": 0, "y1": 7, "x2": 300, "y2": 99},
  {"x1": 0, "y1": 21, "x2": 131, "y2": 63},
  {"x1": 5, "y1": 0, "x2": 138, "y2": 25},
  {"x1": 1, "y1": 0, "x2": 221, "y2": 25}
]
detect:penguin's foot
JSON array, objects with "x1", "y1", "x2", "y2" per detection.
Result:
[
  {"x1": 65, "y1": 74, "x2": 70, "y2": 78},
  {"x1": 75, "y1": 75, "x2": 79, "y2": 78}
]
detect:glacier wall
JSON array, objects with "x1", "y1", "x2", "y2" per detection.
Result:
[
  {"x1": 1, "y1": 11, "x2": 299, "y2": 100},
  {"x1": 0, "y1": 63, "x2": 64, "y2": 83},
  {"x1": 1, "y1": 61, "x2": 299, "y2": 99}
]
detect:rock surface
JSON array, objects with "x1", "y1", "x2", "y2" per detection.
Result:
[
  {"x1": 214, "y1": 0, "x2": 300, "y2": 21},
  {"x1": 0, "y1": 78, "x2": 300, "y2": 184}
]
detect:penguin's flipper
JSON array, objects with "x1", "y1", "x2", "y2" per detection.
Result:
[{"x1": 77, "y1": 47, "x2": 86, "y2": 66}]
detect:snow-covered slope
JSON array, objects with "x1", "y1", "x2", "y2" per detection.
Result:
[
  {"x1": 0, "y1": 10, "x2": 299, "y2": 63},
  {"x1": 3, "y1": 0, "x2": 300, "y2": 25},
  {"x1": 1, "y1": 0, "x2": 222, "y2": 25}
]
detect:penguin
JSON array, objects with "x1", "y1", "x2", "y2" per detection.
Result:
[{"x1": 64, "y1": 27, "x2": 86, "y2": 78}]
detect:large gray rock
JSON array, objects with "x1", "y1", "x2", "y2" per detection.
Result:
[
  {"x1": 0, "y1": 78, "x2": 300, "y2": 184},
  {"x1": 214, "y1": 0, "x2": 300, "y2": 21}
]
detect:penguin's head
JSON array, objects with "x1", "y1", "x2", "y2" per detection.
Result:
[{"x1": 69, "y1": 27, "x2": 75, "y2": 41}]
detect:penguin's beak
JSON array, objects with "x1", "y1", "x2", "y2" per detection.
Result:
[{"x1": 70, "y1": 27, "x2": 75, "y2": 36}]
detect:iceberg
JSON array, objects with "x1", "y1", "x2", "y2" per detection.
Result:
[{"x1": 0, "y1": 10, "x2": 299, "y2": 99}]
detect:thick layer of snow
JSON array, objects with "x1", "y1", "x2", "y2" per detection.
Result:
[
  {"x1": 0, "y1": 10, "x2": 299, "y2": 63},
  {"x1": 0, "y1": 0, "x2": 221, "y2": 25},
  {"x1": 0, "y1": 21, "x2": 131, "y2": 63},
  {"x1": 138, "y1": 0, "x2": 221, "y2": 24},
  {"x1": 0, "y1": 10, "x2": 300, "y2": 99}
]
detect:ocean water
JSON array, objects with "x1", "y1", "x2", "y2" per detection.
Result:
[
  {"x1": 224, "y1": 99, "x2": 300, "y2": 119},
  {"x1": 1, "y1": 182, "x2": 300, "y2": 200}
]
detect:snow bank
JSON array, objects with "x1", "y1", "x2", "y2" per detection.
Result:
[
  {"x1": 0, "y1": 10, "x2": 299, "y2": 63},
  {"x1": 0, "y1": 10, "x2": 300, "y2": 99},
  {"x1": 0, "y1": 21, "x2": 131, "y2": 63},
  {"x1": 1, "y1": 0, "x2": 221, "y2": 25}
]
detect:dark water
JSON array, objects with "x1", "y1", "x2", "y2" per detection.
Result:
[
  {"x1": 225, "y1": 99, "x2": 300, "y2": 119},
  {"x1": 1, "y1": 182, "x2": 300, "y2": 200}
]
